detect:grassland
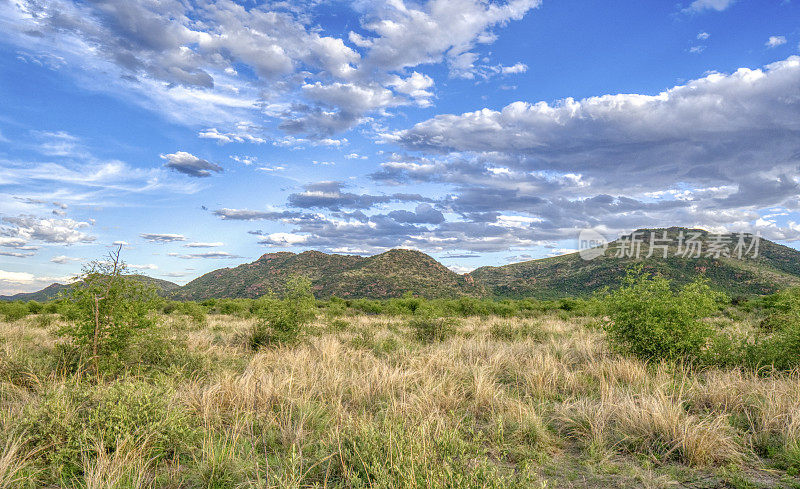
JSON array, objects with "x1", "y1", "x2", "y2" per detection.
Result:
[{"x1": 0, "y1": 307, "x2": 799, "y2": 488}]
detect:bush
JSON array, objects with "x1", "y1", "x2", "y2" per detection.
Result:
[
  {"x1": 26, "y1": 300, "x2": 43, "y2": 314},
  {"x1": 602, "y1": 267, "x2": 725, "y2": 361},
  {"x1": 177, "y1": 301, "x2": 208, "y2": 325},
  {"x1": 249, "y1": 276, "x2": 316, "y2": 349},
  {"x1": 703, "y1": 287, "x2": 800, "y2": 371},
  {"x1": 408, "y1": 315, "x2": 458, "y2": 344},
  {"x1": 0, "y1": 301, "x2": 30, "y2": 322},
  {"x1": 14, "y1": 380, "x2": 197, "y2": 482}
]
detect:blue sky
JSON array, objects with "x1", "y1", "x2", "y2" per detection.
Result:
[{"x1": 1, "y1": 0, "x2": 799, "y2": 294}]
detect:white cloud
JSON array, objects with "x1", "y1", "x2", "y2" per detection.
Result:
[
  {"x1": 198, "y1": 128, "x2": 266, "y2": 144},
  {"x1": 697, "y1": 32, "x2": 710, "y2": 40},
  {"x1": 357, "y1": 0, "x2": 540, "y2": 78},
  {"x1": 683, "y1": 0, "x2": 736, "y2": 13},
  {"x1": 230, "y1": 155, "x2": 257, "y2": 165},
  {"x1": 51, "y1": 255, "x2": 81, "y2": 264},
  {"x1": 0, "y1": 270, "x2": 35, "y2": 282},
  {"x1": 175, "y1": 251, "x2": 241, "y2": 259},
  {"x1": 767, "y1": 36, "x2": 787, "y2": 48},
  {"x1": 183, "y1": 242, "x2": 223, "y2": 248},
  {"x1": 1, "y1": 0, "x2": 536, "y2": 138},
  {"x1": 140, "y1": 233, "x2": 186, "y2": 243},
  {"x1": 259, "y1": 232, "x2": 309, "y2": 246},
  {"x1": 500, "y1": 62, "x2": 528, "y2": 74},
  {"x1": 2, "y1": 215, "x2": 94, "y2": 244}
]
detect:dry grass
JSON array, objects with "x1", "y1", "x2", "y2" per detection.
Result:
[{"x1": 0, "y1": 313, "x2": 798, "y2": 487}]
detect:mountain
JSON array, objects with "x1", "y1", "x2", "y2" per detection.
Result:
[
  {"x1": 469, "y1": 227, "x2": 800, "y2": 299},
  {"x1": 172, "y1": 249, "x2": 484, "y2": 300},
  {"x1": 0, "y1": 275, "x2": 180, "y2": 302},
  {"x1": 8, "y1": 228, "x2": 800, "y2": 301}
]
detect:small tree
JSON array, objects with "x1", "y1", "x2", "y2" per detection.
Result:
[
  {"x1": 602, "y1": 267, "x2": 724, "y2": 361},
  {"x1": 59, "y1": 245, "x2": 157, "y2": 376}
]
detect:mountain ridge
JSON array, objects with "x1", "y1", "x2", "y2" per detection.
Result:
[{"x1": 6, "y1": 228, "x2": 800, "y2": 301}]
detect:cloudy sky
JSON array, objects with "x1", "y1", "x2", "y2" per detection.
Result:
[{"x1": 1, "y1": 0, "x2": 799, "y2": 294}]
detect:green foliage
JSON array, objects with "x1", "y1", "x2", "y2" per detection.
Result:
[
  {"x1": 602, "y1": 267, "x2": 725, "y2": 361},
  {"x1": 408, "y1": 315, "x2": 458, "y2": 344},
  {"x1": 489, "y1": 321, "x2": 545, "y2": 342},
  {"x1": 13, "y1": 379, "x2": 196, "y2": 483},
  {"x1": 0, "y1": 301, "x2": 30, "y2": 322},
  {"x1": 26, "y1": 300, "x2": 43, "y2": 314},
  {"x1": 249, "y1": 276, "x2": 316, "y2": 348},
  {"x1": 57, "y1": 248, "x2": 159, "y2": 375},
  {"x1": 177, "y1": 301, "x2": 208, "y2": 325},
  {"x1": 703, "y1": 287, "x2": 800, "y2": 371}
]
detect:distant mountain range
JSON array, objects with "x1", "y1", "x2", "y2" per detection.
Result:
[
  {"x1": 5, "y1": 228, "x2": 800, "y2": 301},
  {"x1": 0, "y1": 274, "x2": 180, "y2": 302}
]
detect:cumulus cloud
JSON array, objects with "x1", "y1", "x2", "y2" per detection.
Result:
[
  {"x1": 140, "y1": 233, "x2": 186, "y2": 243},
  {"x1": 1, "y1": 215, "x2": 94, "y2": 244},
  {"x1": 161, "y1": 152, "x2": 223, "y2": 177},
  {"x1": 0, "y1": 269, "x2": 73, "y2": 295},
  {"x1": 388, "y1": 204, "x2": 445, "y2": 224},
  {"x1": 356, "y1": 0, "x2": 540, "y2": 78},
  {"x1": 0, "y1": 0, "x2": 536, "y2": 138},
  {"x1": 389, "y1": 56, "x2": 800, "y2": 197}
]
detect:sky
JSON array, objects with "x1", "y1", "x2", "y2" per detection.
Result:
[{"x1": 1, "y1": 0, "x2": 800, "y2": 294}]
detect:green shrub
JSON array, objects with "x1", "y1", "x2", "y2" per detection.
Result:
[
  {"x1": 249, "y1": 276, "x2": 316, "y2": 349},
  {"x1": 0, "y1": 301, "x2": 30, "y2": 322},
  {"x1": 215, "y1": 299, "x2": 249, "y2": 317},
  {"x1": 602, "y1": 267, "x2": 725, "y2": 361},
  {"x1": 704, "y1": 287, "x2": 800, "y2": 371},
  {"x1": 177, "y1": 301, "x2": 207, "y2": 326},
  {"x1": 14, "y1": 380, "x2": 197, "y2": 482},
  {"x1": 26, "y1": 300, "x2": 43, "y2": 314},
  {"x1": 408, "y1": 315, "x2": 458, "y2": 344}
]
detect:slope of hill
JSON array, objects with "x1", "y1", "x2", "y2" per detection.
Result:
[
  {"x1": 469, "y1": 227, "x2": 800, "y2": 299},
  {"x1": 0, "y1": 275, "x2": 180, "y2": 302},
  {"x1": 173, "y1": 249, "x2": 484, "y2": 300}
]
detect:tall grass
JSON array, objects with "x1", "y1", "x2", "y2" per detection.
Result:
[{"x1": 0, "y1": 311, "x2": 798, "y2": 486}]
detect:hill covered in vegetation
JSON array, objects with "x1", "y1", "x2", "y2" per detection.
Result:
[
  {"x1": 172, "y1": 248, "x2": 484, "y2": 300},
  {"x1": 470, "y1": 227, "x2": 800, "y2": 299}
]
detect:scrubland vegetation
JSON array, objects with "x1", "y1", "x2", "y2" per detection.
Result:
[{"x1": 1, "y1": 264, "x2": 800, "y2": 487}]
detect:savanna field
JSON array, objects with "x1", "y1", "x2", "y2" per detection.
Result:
[{"x1": 1, "y1": 272, "x2": 800, "y2": 489}]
